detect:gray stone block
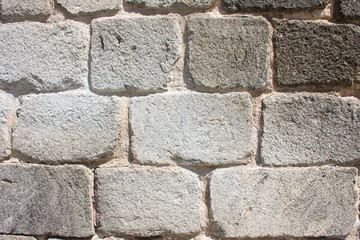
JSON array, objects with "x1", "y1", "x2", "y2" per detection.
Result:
[
  {"x1": 0, "y1": 236, "x2": 36, "y2": 240},
  {"x1": 0, "y1": 21, "x2": 89, "y2": 95},
  {"x1": 338, "y1": 0, "x2": 360, "y2": 19},
  {"x1": 210, "y1": 167, "x2": 358, "y2": 238},
  {"x1": 274, "y1": 20, "x2": 360, "y2": 86},
  {"x1": 0, "y1": 92, "x2": 17, "y2": 160},
  {"x1": 186, "y1": 16, "x2": 271, "y2": 90},
  {"x1": 0, "y1": 164, "x2": 94, "y2": 237},
  {"x1": 130, "y1": 92, "x2": 255, "y2": 165},
  {"x1": 90, "y1": 17, "x2": 182, "y2": 93},
  {"x1": 125, "y1": 0, "x2": 215, "y2": 9},
  {"x1": 261, "y1": 93, "x2": 360, "y2": 166},
  {"x1": 12, "y1": 92, "x2": 123, "y2": 163},
  {"x1": 0, "y1": 0, "x2": 52, "y2": 20},
  {"x1": 57, "y1": 0, "x2": 121, "y2": 15},
  {"x1": 95, "y1": 167, "x2": 205, "y2": 236}
]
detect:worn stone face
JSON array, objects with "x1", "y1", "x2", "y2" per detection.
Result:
[
  {"x1": 274, "y1": 20, "x2": 360, "y2": 86},
  {"x1": 186, "y1": 16, "x2": 271, "y2": 90},
  {"x1": 90, "y1": 17, "x2": 182, "y2": 93},
  {"x1": 57, "y1": 0, "x2": 121, "y2": 15},
  {"x1": 0, "y1": 164, "x2": 94, "y2": 237},
  {"x1": 130, "y1": 92, "x2": 254, "y2": 165},
  {"x1": 0, "y1": 0, "x2": 52, "y2": 19},
  {"x1": 338, "y1": 0, "x2": 360, "y2": 19},
  {"x1": 12, "y1": 92, "x2": 122, "y2": 163},
  {"x1": 0, "y1": 21, "x2": 89, "y2": 95},
  {"x1": 125, "y1": 0, "x2": 215, "y2": 9},
  {"x1": 261, "y1": 93, "x2": 360, "y2": 166},
  {"x1": 210, "y1": 167, "x2": 358, "y2": 238},
  {"x1": 0, "y1": 236, "x2": 37, "y2": 240},
  {"x1": 95, "y1": 167, "x2": 205, "y2": 236},
  {"x1": 0, "y1": 92, "x2": 17, "y2": 160}
]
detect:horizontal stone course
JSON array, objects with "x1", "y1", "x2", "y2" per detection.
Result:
[
  {"x1": 57, "y1": 0, "x2": 121, "y2": 15},
  {"x1": 0, "y1": 0, "x2": 52, "y2": 19},
  {"x1": 125, "y1": 0, "x2": 215, "y2": 9},
  {"x1": 337, "y1": 0, "x2": 360, "y2": 19},
  {"x1": 0, "y1": 236, "x2": 36, "y2": 240},
  {"x1": 0, "y1": 92, "x2": 17, "y2": 160}
]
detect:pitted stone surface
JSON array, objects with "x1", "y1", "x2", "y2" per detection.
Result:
[
  {"x1": 338, "y1": 0, "x2": 360, "y2": 19},
  {"x1": 57, "y1": 0, "x2": 121, "y2": 15},
  {"x1": 0, "y1": 164, "x2": 94, "y2": 237},
  {"x1": 210, "y1": 167, "x2": 358, "y2": 238},
  {"x1": 261, "y1": 94, "x2": 360, "y2": 166},
  {"x1": 0, "y1": 92, "x2": 17, "y2": 160},
  {"x1": 274, "y1": 20, "x2": 360, "y2": 86},
  {"x1": 0, "y1": 236, "x2": 36, "y2": 240},
  {"x1": 12, "y1": 92, "x2": 122, "y2": 163},
  {"x1": 0, "y1": 21, "x2": 89, "y2": 95},
  {"x1": 186, "y1": 16, "x2": 271, "y2": 90},
  {"x1": 0, "y1": 0, "x2": 52, "y2": 19},
  {"x1": 125, "y1": 0, "x2": 215, "y2": 9},
  {"x1": 130, "y1": 92, "x2": 254, "y2": 165},
  {"x1": 91, "y1": 17, "x2": 182, "y2": 93},
  {"x1": 95, "y1": 167, "x2": 205, "y2": 236}
]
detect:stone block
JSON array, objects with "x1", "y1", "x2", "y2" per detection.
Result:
[
  {"x1": 125, "y1": 0, "x2": 215, "y2": 9},
  {"x1": 274, "y1": 20, "x2": 360, "y2": 86},
  {"x1": 57, "y1": 0, "x2": 121, "y2": 15},
  {"x1": 0, "y1": 236, "x2": 36, "y2": 240},
  {"x1": 0, "y1": 0, "x2": 52, "y2": 19},
  {"x1": 0, "y1": 164, "x2": 94, "y2": 237},
  {"x1": 95, "y1": 167, "x2": 204, "y2": 236},
  {"x1": 130, "y1": 92, "x2": 255, "y2": 165},
  {"x1": 0, "y1": 21, "x2": 89, "y2": 95},
  {"x1": 338, "y1": 0, "x2": 360, "y2": 19},
  {"x1": 0, "y1": 92, "x2": 17, "y2": 160},
  {"x1": 261, "y1": 93, "x2": 360, "y2": 166},
  {"x1": 210, "y1": 167, "x2": 358, "y2": 238},
  {"x1": 12, "y1": 92, "x2": 123, "y2": 163},
  {"x1": 186, "y1": 16, "x2": 271, "y2": 90},
  {"x1": 90, "y1": 17, "x2": 182, "y2": 93}
]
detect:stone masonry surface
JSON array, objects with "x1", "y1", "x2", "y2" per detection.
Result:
[
  {"x1": 57, "y1": 0, "x2": 121, "y2": 15},
  {"x1": 0, "y1": 0, "x2": 52, "y2": 19},
  {"x1": 338, "y1": 0, "x2": 360, "y2": 19},
  {"x1": 0, "y1": 164, "x2": 94, "y2": 237},
  {"x1": 0, "y1": 92, "x2": 17, "y2": 160},
  {"x1": 0, "y1": 236, "x2": 36, "y2": 240},
  {"x1": 125, "y1": 0, "x2": 216, "y2": 9},
  {"x1": 210, "y1": 167, "x2": 359, "y2": 238},
  {"x1": 130, "y1": 92, "x2": 254, "y2": 165}
]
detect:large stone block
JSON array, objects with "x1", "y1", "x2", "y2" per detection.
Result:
[
  {"x1": 210, "y1": 167, "x2": 358, "y2": 238},
  {"x1": 0, "y1": 92, "x2": 17, "y2": 160},
  {"x1": 0, "y1": 0, "x2": 52, "y2": 19},
  {"x1": 274, "y1": 20, "x2": 360, "y2": 86},
  {"x1": 186, "y1": 16, "x2": 271, "y2": 90},
  {"x1": 90, "y1": 17, "x2": 182, "y2": 93},
  {"x1": 261, "y1": 94, "x2": 360, "y2": 166},
  {"x1": 338, "y1": 0, "x2": 360, "y2": 19},
  {"x1": 130, "y1": 92, "x2": 255, "y2": 165},
  {"x1": 0, "y1": 164, "x2": 94, "y2": 237},
  {"x1": 0, "y1": 21, "x2": 89, "y2": 95},
  {"x1": 12, "y1": 92, "x2": 123, "y2": 163},
  {"x1": 95, "y1": 167, "x2": 205, "y2": 236},
  {"x1": 125, "y1": 0, "x2": 215, "y2": 9},
  {"x1": 57, "y1": 0, "x2": 121, "y2": 15}
]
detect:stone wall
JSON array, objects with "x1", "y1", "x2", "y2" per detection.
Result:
[{"x1": 0, "y1": 0, "x2": 360, "y2": 239}]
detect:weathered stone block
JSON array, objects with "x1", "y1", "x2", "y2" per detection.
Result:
[
  {"x1": 125, "y1": 0, "x2": 215, "y2": 9},
  {"x1": 338, "y1": 0, "x2": 360, "y2": 19},
  {"x1": 261, "y1": 93, "x2": 360, "y2": 166},
  {"x1": 0, "y1": 92, "x2": 17, "y2": 160},
  {"x1": 90, "y1": 17, "x2": 182, "y2": 93},
  {"x1": 12, "y1": 92, "x2": 122, "y2": 163},
  {"x1": 0, "y1": 0, "x2": 52, "y2": 19},
  {"x1": 274, "y1": 20, "x2": 360, "y2": 86},
  {"x1": 0, "y1": 236, "x2": 36, "y2": 240},
  {"x1": 210, "y1": 167, "x2": 358, "y2": 238},
  {"x1": 0, "y1": 21, "x2": 89, "y2": 95},
  {"x1": 130, "y1": 92, "x2": 255, "y2": 165},
  {"x1": 57, "y1": 0, "x2": 121, "y2": 15},
  {"x1": 95, "y1": 167, "x2": 205, "y2": 236},
  {"x1": 222, "y1": 0, "x2": 328, "y2": 12},
  {"x1": 0, "y1": 164, "x2": 94, "y2": 237},
  {"x1": 186, "y1": 16, "x2": 271, "y2": 90}
]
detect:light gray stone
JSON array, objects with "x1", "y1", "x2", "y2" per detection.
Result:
[
  {"x1": 186, "y1": 16, "x2": 271, "y2": 90},
  {"x1": 12, "y1": 92, "x2": 122, "y2": 163},
  {"x1": 90, "y1": 16, "x2": 182, "y2": 93},
  {"x1": 338, "y1": 0, "x2": 360, "y2": 19},
  {"x1": 95, "y1": 167, "x2": 205, "y2": 237},
  {"x1": 261, "y1": 93, "x2": 360, "y2": 166},
  {"x1": 0, "y1": 236, "x2": 37, "y2": 240},
  {"x1": 57, "y1": 0, "x2": 121, "y2": 15},
  {"x1": 130, "y1": 92, "x2": 255, "y2": 165},
  {"x1": 0, "y1": 0, "x2": 52, "y2": 19},
  {"x1": 0, "y1": 21, "x2": 89, "y2": 95},
  {"x1": 125, "y1": 0, "x2": 215, "y2": 9},
  {"x1": 0, "y1": 92, "x2": 17, "y2": 160},
  {"x1": 0, "y1": 164, "x2": 94, "y2": 237},
  {"x1": 210, "y1": 167, "x2": 358, "y2": 238}
]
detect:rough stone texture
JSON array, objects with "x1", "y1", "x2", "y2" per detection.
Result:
[
  {"x1": 91, "y1": 17, "x2": 182, "y2": 93},
  {"x1": 222, "y1": 0, "x2": 328, "y2": 12},
  {"x1": 0, "y1": 21, "x2": 89, "y2": 95},
  {"x1": 12, "y1": 92, "x2": 122, "y2": 163},
  {"x1": 0, "y1": 92, "x2": 17, "y2": 160},
  {"x1": 186, "y1": 16, "x2": 271, "y2": 90},
  {"x1": 210, "y1": 167, "x2": 358, "y2": 238},
  {"x1": 95, "y1": 167, "x2": 205, "y2": 237},
  {"x1": 57, "y1": 0, "x2": 121, "y2": 15},
  {"x1": 261, "y1": 94, "x2": 360, "y2": 166},
  {"x1": 125, "y1": 0, "x2": 215, "y2": 9},
  {"x1": 0, "y1": 236, "x2": 36, "y2": 240},
  {"x1": 0, "y1": 164, "x2": 94, "y2": 237},
  {"x1": 0, "y1": 0, "x2": 52, "y2": 19},
  {"x1": 338, "y1": 0, "x2": 360, "y2": 19},
  {"x1": 130, "y1": 92, "x2": 254, "y2": 165},
  {"x1": 274, "y1": 20, "x2": 360, "y2": 86}
]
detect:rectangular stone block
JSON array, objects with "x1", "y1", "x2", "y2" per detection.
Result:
[
  {"x1": 90, "y1": 16, "x2": 182, "y2": 93},
  {"x1": 274, "y1": 20, "x2": 360, "y2": 86},
  {"x1": 0, "y1": 21, "x2": 89, "y2": 95},
  {"x1": 338, "y1": 0, "x2": 360, "y2": 19},
  {"x1": 0, "y1": 236, "x2": 36, "y2": 240},
  {"x1": 261, "y1": 93, "x2": 360, "y2": 166},
  {"x1": 210, "y1": 167, "x2": 359, "y2": 238},
  {"x1": 12, "y1": 92, "x2": 123, "y2": 163},
  {"x1": 95, "y1": 167, "x2": 205, "y2": 237},
  {"x1": 57, "y1": 0, "x2": 121, "y2": 15},
  {"x1": 130, "y1": 92, "x2": 255, "y2": 165},
  {"x1": 186, "y1": 16, "x2": 271, "y2": 90},
  {"x1": 125, "y1": 0, "x2": 215, "y2": 9},
  {"x1": 0, "y1": 92, "x2": 17, "y2": 160},
  {"x1": 0, "y1": 164, "x2": 94, "y2": 237},
  {"x1": 0, "y1": 0, "x2": 52, "y2": 20}
]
